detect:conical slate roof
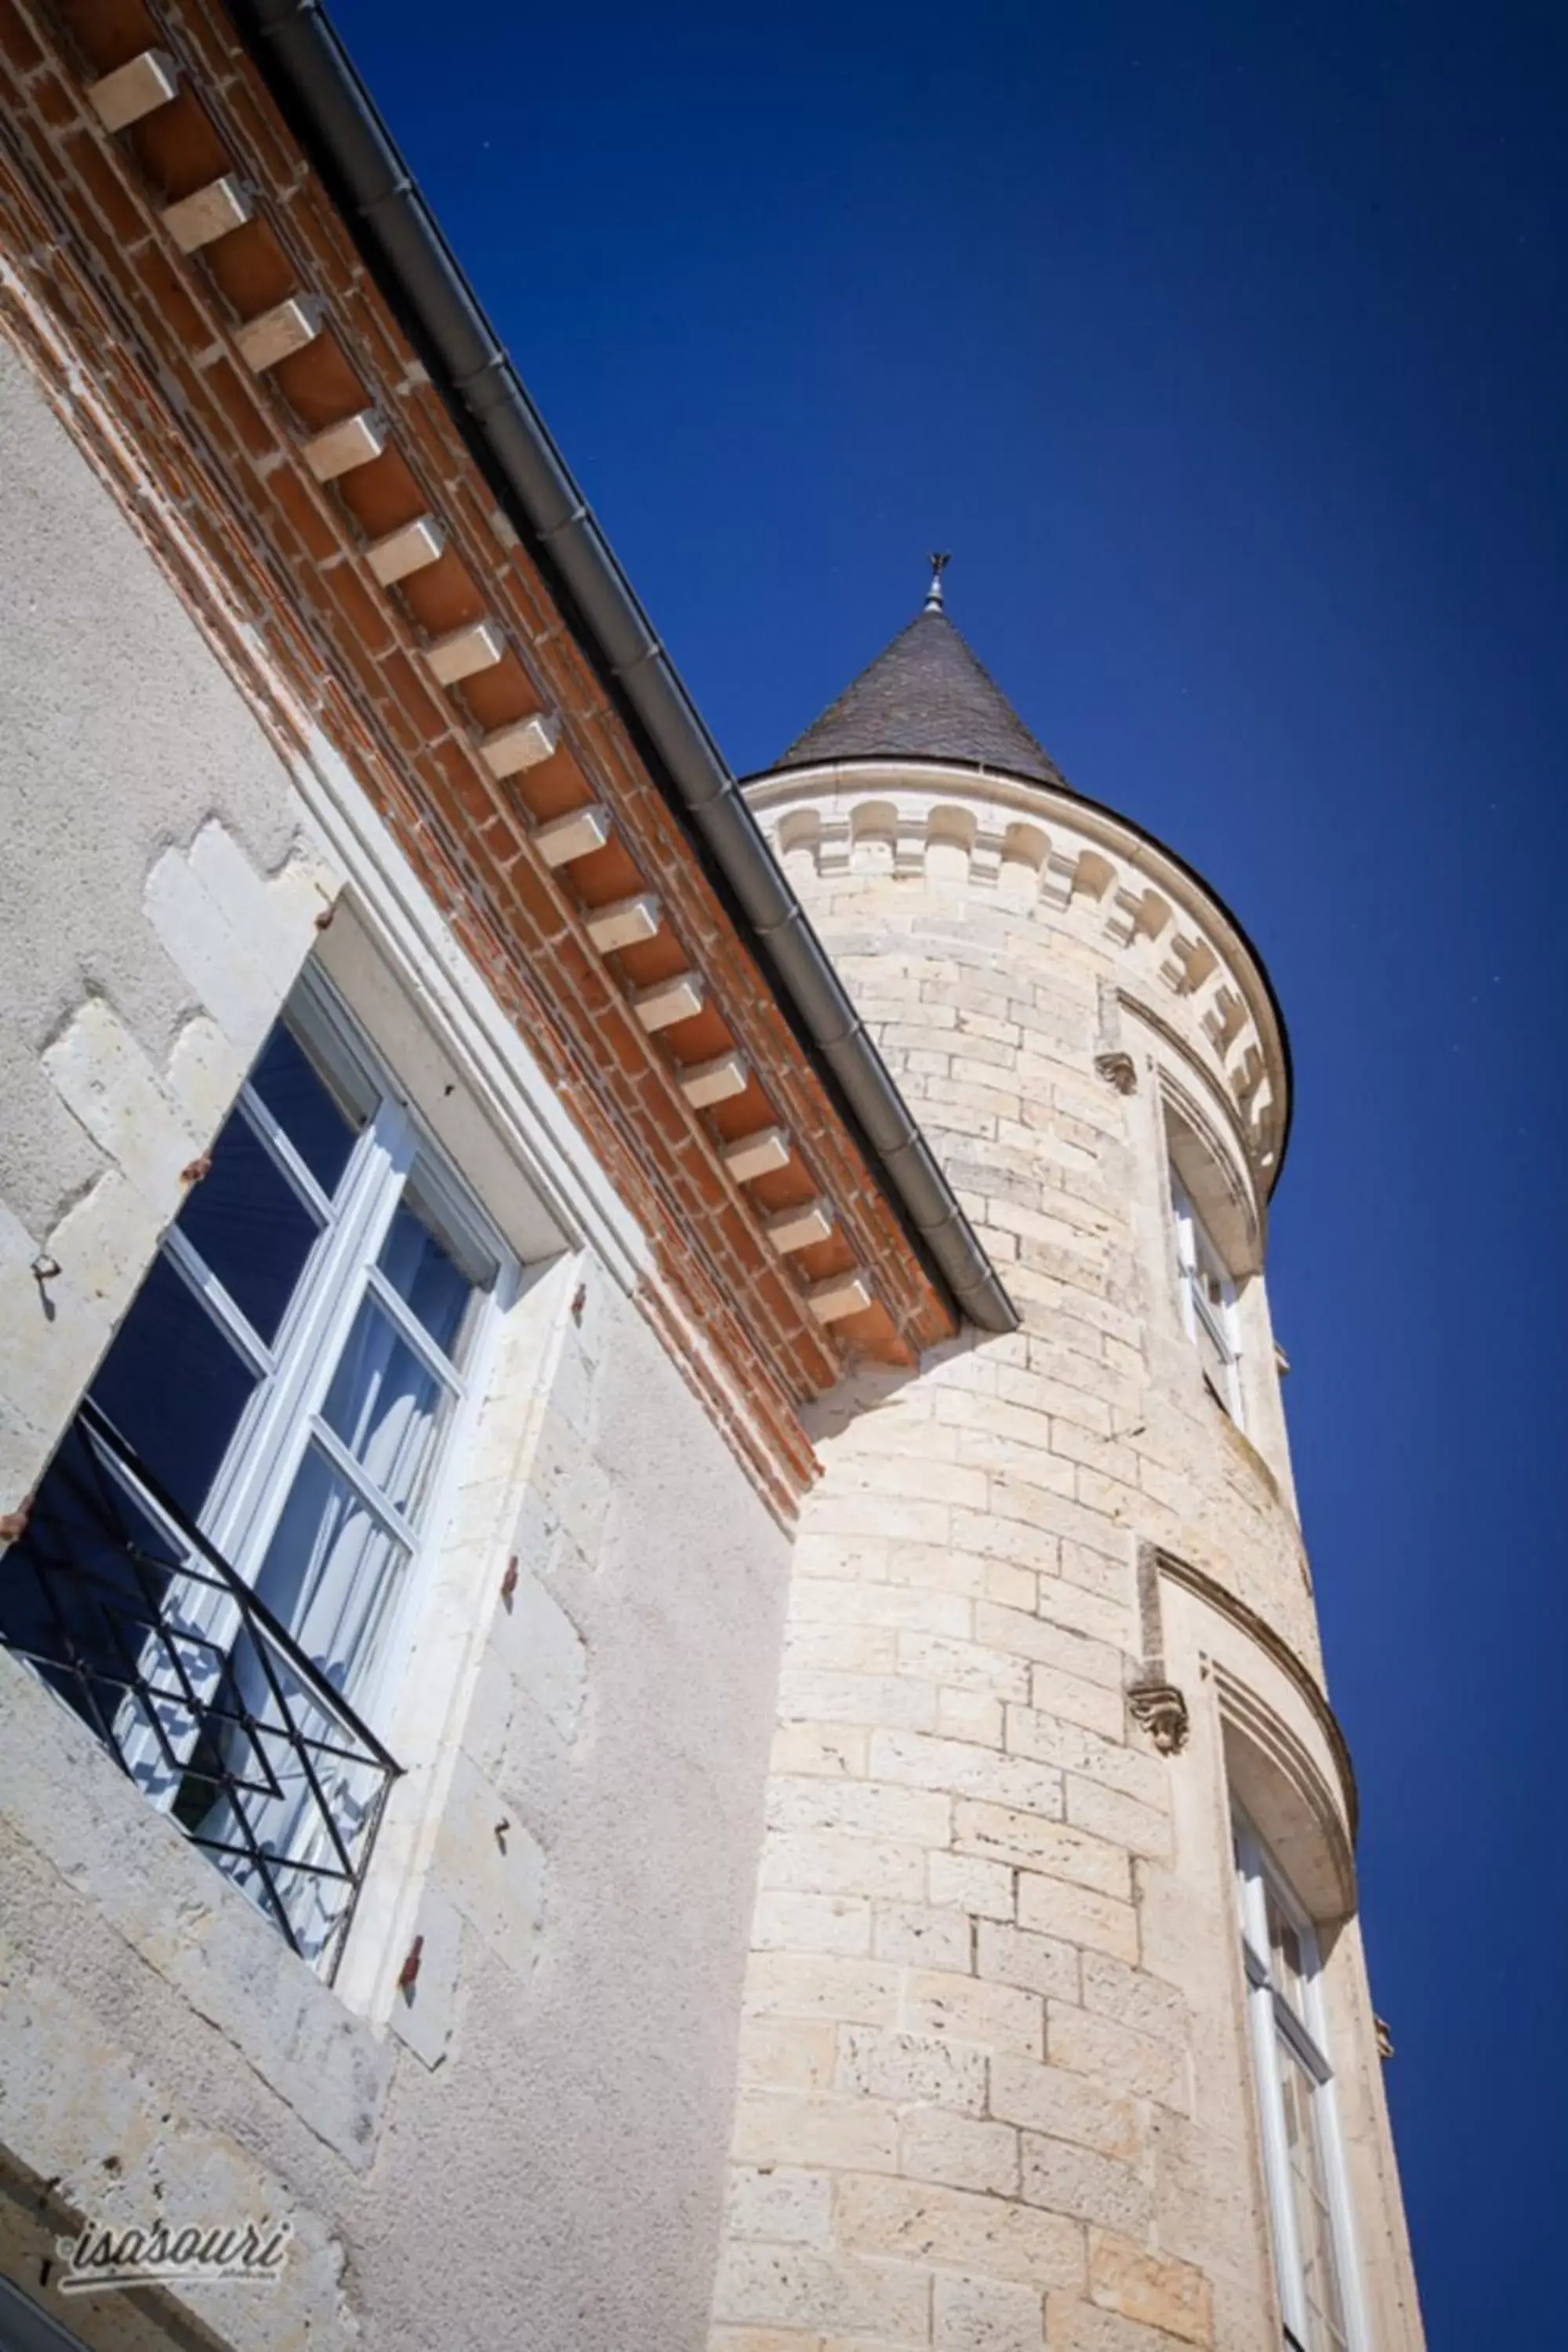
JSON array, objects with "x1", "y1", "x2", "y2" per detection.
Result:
[{"x1": 779, "y1": 602, "x2": 1065, "y2": 786}]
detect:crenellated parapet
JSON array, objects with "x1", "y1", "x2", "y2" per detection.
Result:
[{"x1": 747, "y1": 757, "x2": 1290, "y2": 1190}]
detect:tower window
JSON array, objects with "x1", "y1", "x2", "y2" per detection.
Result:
[
  {"x1": 1171, "y1": 1174, "x2": 1243, "y2": 1425},
  {"x1": 1234, "y1": 1809, "x2": 1363, "y2": 2352}
]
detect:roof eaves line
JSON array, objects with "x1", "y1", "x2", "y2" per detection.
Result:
[{"x1": 223, "y1": 0, "x2": 1019, "y2": 1337}]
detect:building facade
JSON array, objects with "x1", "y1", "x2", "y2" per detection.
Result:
[
  {"x1": 0, "y1": 7, "x2": 1421, "y2": 2352},
  {"x1": 710, "y1": 596, "x2": 1425, "y2": 2352}
]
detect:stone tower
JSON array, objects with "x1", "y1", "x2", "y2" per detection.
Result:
[{"x1": 709, "y1": 574, "x2": 1424, "y2": 2352}]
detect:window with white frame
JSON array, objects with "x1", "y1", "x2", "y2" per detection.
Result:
[
  {"x1": 0, "y1": 965, "x2": 513, "y2": 1969},
  {"x1": 1234, "y1": 1808, "x2": 1364, "y2": 2352},
  {"x1": 1171, "y1": 1172, "x2": 1243, "y2": 1425}
]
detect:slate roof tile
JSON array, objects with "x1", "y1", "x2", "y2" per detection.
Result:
[{"x1": 779, "y1": 608, "x2": 1065, "y2": 785}]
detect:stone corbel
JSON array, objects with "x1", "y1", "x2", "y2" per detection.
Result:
[
  {"x1": 1094, "y1": 980, "x2": 1137, "y2": 1094},
  {"x1": 1127, "y1": 1680, "x2": 1191, "y2": 1755},
  {"x1": 1158, "y1": 931, "x2": 1217, "y2": 996},
  {"x1": 1105, "y1": 883, "x2": 1169, "y2": 949},
  {"x1": 1200, "y1": 984, "x2": 1247, "y2": 1055},
  {"x1": 1129, "y1": 1538, "x2": 1189, "y2": 1754},
  {"x1": 1040, "y1": 844, "x2": 1085, "y2": 910},
  {"x1": 894, "y1": 816, "x2": 927, "y2": 877},
  {"x1": 816, "y1": 816, "x2": 853, "y2": 877},
  {"x1": 970, "y1": 824, "x2": 1007, "y2": 888}
]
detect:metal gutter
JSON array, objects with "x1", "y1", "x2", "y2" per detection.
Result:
[{"x1": 227, "y1": 0, "x2": 1016, "y2": 1336}]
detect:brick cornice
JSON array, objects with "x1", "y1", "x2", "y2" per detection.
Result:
[{"x1": 0, "y1": 0, "x2": 957, "y2": 1512}]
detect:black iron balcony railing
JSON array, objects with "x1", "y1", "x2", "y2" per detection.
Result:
[{"x1": 0, "y1": 1400, "x2": 398, "y2": 1979}]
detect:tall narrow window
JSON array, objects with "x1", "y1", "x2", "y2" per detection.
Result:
[
  {"x1": 1171, "y1": 1173, "x2": 1243, "y2": 1425},
  {"x1": 0, "y1": 969, "x2": 510, "y2": 1970},
  {"x1": 1234, "y1": 1809, "x2": 1364, "y2": 2352}
]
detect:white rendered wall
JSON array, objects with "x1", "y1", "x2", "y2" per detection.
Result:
[
  {"x1": 0, "y1": 333, "x2": 793, "y2": 2352},
  {"x1": 0, "y1": 334, "x2": 339, "y2": 1523}
]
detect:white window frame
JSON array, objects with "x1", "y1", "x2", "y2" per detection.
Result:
[
  {"x1": 1233, "y1": 1808, "x2": 1370, "y2": 2352},
  {"x1": 1171, "y1": 1171, "x2": 1244, "y2": 1426},
  {"x1": 202, "y1": 972, "x2": 511, "y2": 1708},
  {"x1": 113, "y1": 963, "x2": 517, "y2": 1820}
]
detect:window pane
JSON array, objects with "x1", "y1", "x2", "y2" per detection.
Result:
[
  {"x1": 1276, "y1": 2037, "x2": 1350, "y2": 2352},
  {"x1": 0, "y1": 1419, "x2": 183, "y2": 1738},
  {"x1": 176, "y1": 1108, "x2": 321, "y2": 1345},
  {"x1": 1266, "y1": 1885, "x2": 1309, "y2": 2017},
  {"x1": 1232, "y1": 1838, "x2": 1254, "y2": 1943},
  {"x1": 175, "y1": 1625, "x2": 388, "y2": 1967},
  {"x1": 248, "y1": 1018, "x2": 366, "y2": 1198},
  {"x1": 323, "y1": 1297, "x2": 451, "y2": 1519},
  {"x1": 1195, "y1": 1310, "x2": 1235, "y2": 1403},
  {"x1": 378, "y1": 1185, "x2": 481, "y2": 1363},
  {"x1": 252, "y1": 1441, "x2": 410, "y2": 1696},
  {"x1": 91, "y1": 1254, "x2": 259, "y2": 1522}
]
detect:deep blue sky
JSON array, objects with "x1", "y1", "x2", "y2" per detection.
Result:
[{"x1": 334, "y1": 3, "x2": 1566, "y2": 2338}]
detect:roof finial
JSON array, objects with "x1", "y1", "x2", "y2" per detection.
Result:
[{"x1": 924, "y1": 550, "x2": 951, "y2": 612}]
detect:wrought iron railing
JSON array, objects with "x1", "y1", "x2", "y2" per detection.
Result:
[{"x1": 0, "y1": 1400, "x2": 398, "y2": 1979}]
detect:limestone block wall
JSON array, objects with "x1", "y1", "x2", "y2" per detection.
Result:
[
  {"x1": 707, "y1": 762, "x2": 1422, "y2": 2351},
  {"x1": 751, "y1": 760, "x2": 1309, "y2": 1671}
]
